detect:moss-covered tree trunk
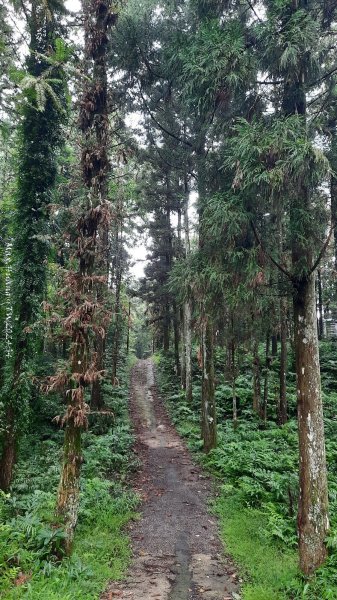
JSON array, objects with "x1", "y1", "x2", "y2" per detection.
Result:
[
  {"x1": 0, "y1": 0, "x2": 65, "y2": 491},
  {"x1": 56, "y1": 0, "x2": 116, "y2": 550},
  {"x1": 56, "y1": 414, "x2": 82, "y2": 553}
]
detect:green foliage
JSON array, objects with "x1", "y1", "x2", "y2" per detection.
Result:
[
  {"x1": 0, "y1": 362, "x2": 138, "y2": 598},
  {"x1": 227, "y1": 116, "x2": 330, "y2": 194},
  {"x1": 173, "y1": 18, "x2": 254, "y2": 113},
  {"x1": 156, "y1": 346, "x2": 337, "y2": 599},
  {"x1": 215, "y1": 494, "x2": 298, "y2": 600}
]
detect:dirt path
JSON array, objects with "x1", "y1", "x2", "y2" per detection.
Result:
[{"x1": 102, "y1": 359, "x2": 240, "y2": 600}]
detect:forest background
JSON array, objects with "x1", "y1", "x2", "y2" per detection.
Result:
[{"x1": 2, "y1": 0, "x2": 337, "y2": 599}]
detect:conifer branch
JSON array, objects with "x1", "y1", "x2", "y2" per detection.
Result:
[
  {"x1": 309, "y1": 220, "x2": 335, "y2": 276},
  {"x1": 245, "y1": 0, "x2": 262, "y2": 23},
  {"x1": 139, "y1": 86, "x2": 193, "y2": 148},
  {"x1": 250, "y1": 220, "x2": 293, "y2": 281}
]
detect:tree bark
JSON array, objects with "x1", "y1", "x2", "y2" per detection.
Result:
[
  {"x1": 231, "y1": 334, "x2": 237, "y2": 431},
  {"x1": 183, "y1": 176, "x2": 193, "y2": 403},
  {"x1": 279, "y1": 296, "x2": 288, "y2": 425},
  {"x1": 252, "y1": 338, "x2": 261, "y2": 415},
  {"x1": 184, "y1": 300, "x2": 193, "y2": 403},
  {"x1": 317, "y1": 269, "x2": 324, "y2": 340},
  {"x1": 56, "y1": 0, "x2": 115, "y2": 552},
  {"x1": 0, "y1": 406, "x2": 16, "y2": 491},
  {"x1": 271, "y1": 334, "x2": 278, "y2": 357},
  {"x1": 263, "y1": 331, "x2": 271, "y2": 422},
  {"x1": 56, "y1": 419, "x2": 82, "y2": 554},
  {"x1": 280, "y1": 0, "x2": 329, "y2": 571},
  {"x1": 112, "y1": 228, "x2": 122, "y2": 384},
  {"x1": 294, "y1": 276, "x2": 329, "y2": 574},
  {"x1": 126, "y1": 300, "x2": 131, "y2": 355},
  {"x1": 200, "y1": 311, "x2": 217, "y2": 452},
  {"x1": 0, "y1": 1, "x2": 65, "y2": 490},
  {"x1": 173, "y1": 301, "x2": 181, "y2": 376}
]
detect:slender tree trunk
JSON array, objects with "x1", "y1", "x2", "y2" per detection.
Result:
[
  {"x1": 126, "y1": 301, "x2": 131, "y2": 355},
  {"x1": 317, "y1": 269, "x2": 324, "y2": 340},
  {"x1": 112, "y1": 233, "x2": 122, "y2": 384},
  {"x1": 181, "y1": 309, "x2": 186, "y2": 388},
  {"x1": 183, "y1": 175, "x2": 193, "y2": 402},
  {"x1": 56, "y1": 420, "x2": 82, "y2": 554},
  {"x1": 231, "y1": 334, "x2": 237, "y2": 431},
  {"x1": 173, "y1": 301, "x2": 180, "y2": 376},
  {"x1": 184, "y1": 300, "x2": 193, "y2": 403},
  {"x1": 200, "y1": 311, "x2": 217, "y2": 452},
  {"x1": 330, "y1": 119, "x2": 337, "y2": 272},
  {"x1": 279, "y1": 296, "x2": 288, "y2": 425},
  {"x1": 163, "y1": 306, "x2": 170, "y2": 352},
  {"x1": 271, "y1": 334, "x2": 278, "y2": 357},
  {"x1": 253, "y1": 338, "x2": 261, "y2": 414},
  {"x1": 263, "y1": 331, "x2": 271, "y2": 422}
]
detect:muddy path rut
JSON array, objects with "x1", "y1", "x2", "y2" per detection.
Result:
[{"x1": 102, "y1": 359, "x2": 240, "y2": 600}]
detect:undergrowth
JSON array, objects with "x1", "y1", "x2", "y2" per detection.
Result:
[
  {"x1": 0, "y1": 357, "x2": 139, "y2": 599},
  {"x1": 155, "y1": 341, "x2": 337, "y2": 600}
]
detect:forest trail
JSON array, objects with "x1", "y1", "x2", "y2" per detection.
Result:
[{"x1": 102, "y1": 359, "x2": 240, "y2": 600}]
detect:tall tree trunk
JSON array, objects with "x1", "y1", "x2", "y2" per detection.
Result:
[
  {"x1": 279, "y1": 296, "x2": 288, "y2": 425},
  {"x1": 126, "y1": 300, "x2": 131, "y2": 355},
  {"x1": 252, "y1": 337, "x2": 261, "y2": 415},
  {"x1": 184, "y1": 300, "x2": 193, "y2": 403},
  {"x1": 271, "y1": 334, "x2": 278, "y2": 357},
  {"x1": 281, "y1": 0, "x2": 329, "y2": 571},
  {"x1": 200, "y1": 310, "x2": 217, "y2": 452},
  {"x1": 173, "y1": 301, "x2": 180, "y2": 376},
  {"x1": 231, "y1": 324, "x2": 237, "y2": 431},
  {"x1": 0, "y1": 0, "x2": 65, "y2": 490},
  {"x1": 56, "y1": 0, "x2": 115, "y2": 551},
  {"x1": 183, "y1": 175, "x2": 193, "y2": 403},
  {"x1": 330, "y1": 119, "x2": 337, "y2": 272},
  {"x1": 263, "y1": 331, "x2": 271, "y2": 422},
  {"x1": 317, "y1": 269, "x2": 324, "y2": 340},
  {"x1": 112, "y1": 259, "x2": 122, "y2": 384},
  {"x1": 294, "y1": 276, "x2": 329, "y2": 574},
  {"x1": 181, "y1": 309, "x2": 186, "y2": 389},
  {"x1": 163, "y1": 305, "x2": 170, "y2": 352}
]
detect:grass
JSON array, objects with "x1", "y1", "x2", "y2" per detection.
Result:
[
  {"x1": 2, "y1": 502, "x2": 134, "y2": 600},
  {"x1": 0, "y1": 356, "x2": 139, "y2": 600},
  {"x1": 215, "y1": 493, "x2": 298, "y2": 600}
]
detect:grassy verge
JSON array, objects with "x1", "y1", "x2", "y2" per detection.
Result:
[
  {"x1": 0, "y1": 357, "x2": 139, "y2": 599},
  {"x1": 215, "y1": 494, "x2": 297, "y2": 600}
]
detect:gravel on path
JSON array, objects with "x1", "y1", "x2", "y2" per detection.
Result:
[{"x1": 102, "y1": 359, "x2": 240, "y2": 600}]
